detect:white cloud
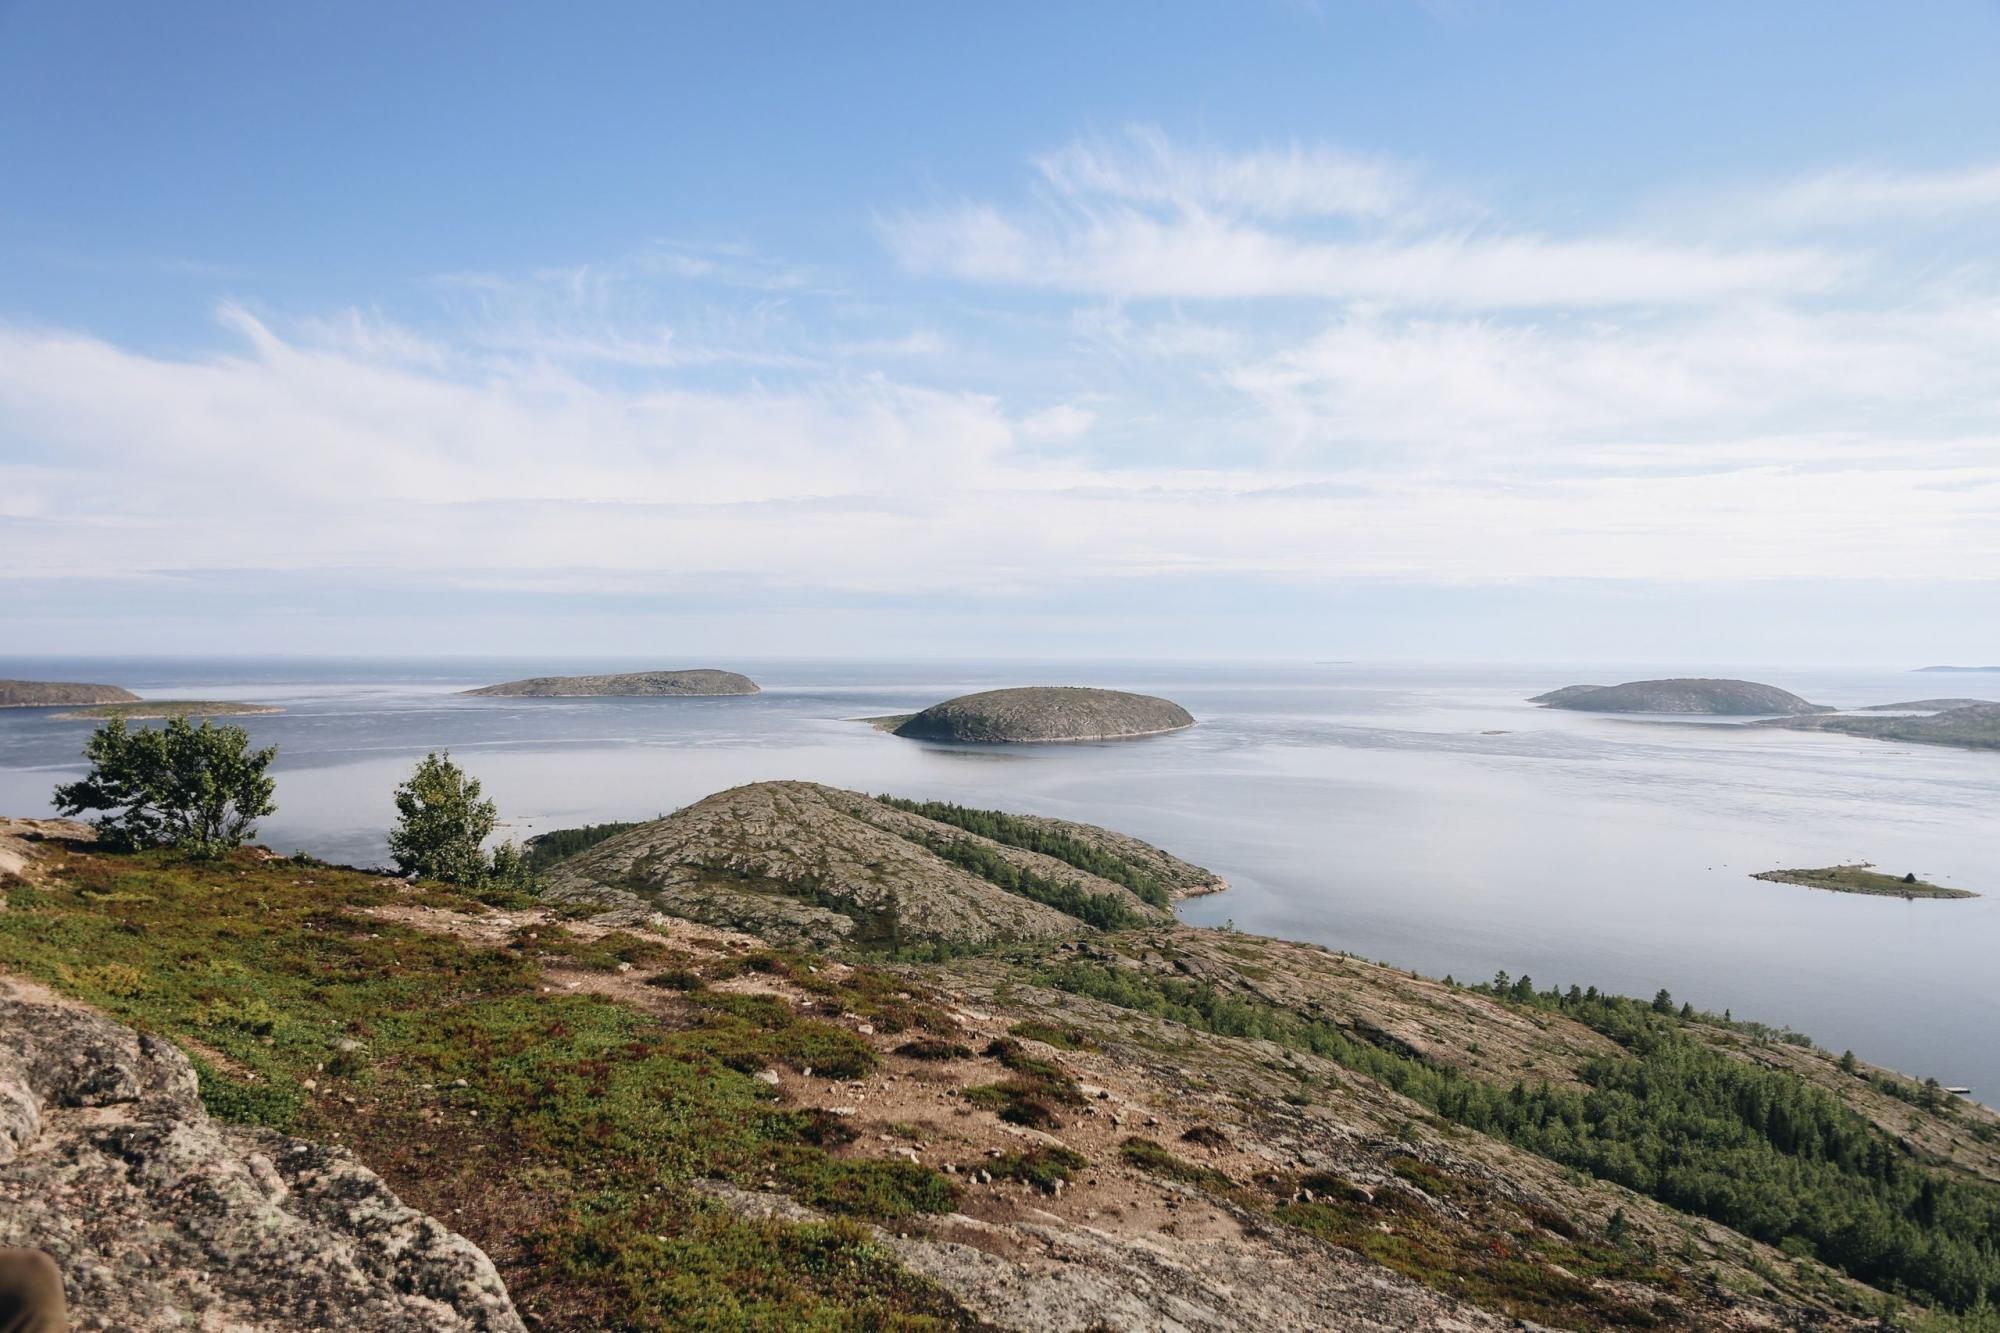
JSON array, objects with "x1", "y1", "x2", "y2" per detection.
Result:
[
  {"x1": 1757, "y1": 162, "x2": 2000, "y2": 226},
  {"x1": 1018, "y1": 403, "x2": 1097, "y2": 440},
  {"x1": 883, "y1": 126, "x2": 1846, "y2": 307},
  {"x1": 1033, "y1": 126, "x2": 1415, "y2": 221},
  {"x1": 0, "y1": 301, "x2": 1994, "y2": 596}
]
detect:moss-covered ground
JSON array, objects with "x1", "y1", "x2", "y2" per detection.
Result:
[{"x1": 0, "y1": 844, "x2": 982, "y2": 1330}]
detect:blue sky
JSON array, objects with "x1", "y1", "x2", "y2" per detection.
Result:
[{"x1": 3, "y1": 1, "x2": 1997, "y2": 661}]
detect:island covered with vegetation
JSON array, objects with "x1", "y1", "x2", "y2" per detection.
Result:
[
  {"x1": 462, "y1": 668, "x2": 760, "y2": 697},
  {"x1": 0, "y1": 679, "x2": 140, "y2": 709},
  {"x1": 1754, "y1": 864, "x2": 1978, "y2": 899},
  {"x1": 1531, "y1": 678, "x2": 1831, "y2": 715},
  {"x1": 887, "y1": 685, "x2": 1194, "y2": 742}
]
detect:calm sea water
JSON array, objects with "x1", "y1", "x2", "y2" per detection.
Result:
[{"x1": 3, "y1": 656, "x2": 1996, "y2": 1096}]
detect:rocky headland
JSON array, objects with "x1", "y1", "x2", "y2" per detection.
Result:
[
  {"x1": 0, "y1": 680, "x2": 140, "y2": 709},
  {"x1": 1531, "y1": 678, "x2": 1830, "y2": 715},
  {"x1": 539, "y1": 780, "x2": 1220, "y2": 949},
  {"x1": 51, "y1": 700, "x2": 284, "y2": 721},
  {"x1": 462, "y1": 669, "x2": 760, "y2": 697},
  {"x1": 889, "y1": 686, "x2": 1194, "y2": 743}
]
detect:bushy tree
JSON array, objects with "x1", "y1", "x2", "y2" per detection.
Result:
[
  {"x1": 388, "y1": 752, "x2": 500, "y2": 883},
  {"x1": 52, "y1": 717, "x2": 278, "y2": 856}
]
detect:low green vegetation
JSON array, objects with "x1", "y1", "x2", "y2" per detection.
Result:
[
  {"x1": 1039, "y1": 956, "x2": 2000, "y2": 1315},
  {"x1": 980, "y1": 1145, "x2": 1088, "y2": 1193},
  {"x1": 960, "y1": 1035, "x2": 1086, "y2": 1130},
  {"x1": 1006, "y1": 1019, "x2": 1099, "y2": 1051},
  {"x1": 876, "y1": 795, "x2": 1172, "y2": 908},
  {"x1": 0, "y1": 844, "x2": 973, "y2": 1328},
  {"x1": 525, "y1": 820, "x2": 644, "y2": 871},
  {"x1": 1754, "y1": 865, "x2": 1977, "y2": 900},
  {"x1": 1119, "y1": 1136, "x2": 1238, "y2": 1193}
]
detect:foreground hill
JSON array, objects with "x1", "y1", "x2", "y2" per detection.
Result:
[
  {"x1": 0, "y1": 679, "x2": 139, "y2": 708},
  {"x1": 540, "y1": 781, "x2": 1220, "y2": 949},
  {"x1": 1531, "y1": 678, "x2": 1829, "y2": 715},
  {"x1": 1758, "y1": 701, "x2": 2000, "y2": 750},
  {"x1": 462, "y1": 669, "x2": 759, "y2": 697},
  {"x1": 890, "y1": 686, "x2": 1194, "y2": 742},
  {"x1": 4, "y1": 802, "x2": 2000, "y2": 1330}
]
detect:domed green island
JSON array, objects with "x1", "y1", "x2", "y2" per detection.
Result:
[{"x1": 884, "y1": 686, "x2": 1194, "y2": 743}]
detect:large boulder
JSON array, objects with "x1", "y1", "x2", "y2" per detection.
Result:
[{"x1": 0, "y1": 984, "x2": 523, "y2": 1332}]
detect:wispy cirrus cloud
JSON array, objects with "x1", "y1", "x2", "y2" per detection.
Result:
[
  {"x1": 1032, "y1": 126, "x2": 1417, "y2": 221},
  {"x1": 882, "y1": 125, "x2": 1849, "y2": 307},
  {"x1": 1752, "y1": 161, "x2": 2000, "y2": 226}
]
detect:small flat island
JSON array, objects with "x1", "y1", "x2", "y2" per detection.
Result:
[
  {"x1": 1754, "y1": 864, "x2": 1978, "y2": 900},
  {"x1": 462, "y1": 669, "x2": 760, "y2": 698},
  {"x1": 52, "y1": 700, "x2": 284, "y2": 721},
  {"x1": 883, "y1": 685, "x2": 1194, "y2": 743},
  {"x1": 1530, "y1": 678, "x2": 1830, "y2": 716},
  {"x1": 1757, "y1": 702, "x2": 2000, "y2": 751},
  {"x1": 0, "y1": 680, "x2": 140, "y2": 709}
]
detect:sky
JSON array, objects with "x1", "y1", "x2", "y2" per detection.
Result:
[{"x1": 2, "y1": 1, "x2": 1997, "y2": 663}]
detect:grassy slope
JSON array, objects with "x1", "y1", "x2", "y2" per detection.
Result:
[{"x1": 0, "y1": 845, "x2": 978, "y2": 1330}]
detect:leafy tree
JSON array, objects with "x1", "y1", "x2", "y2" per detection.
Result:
[
  {"x1": 388, "y1": 752, "x2": 502, "y2": 884},
  {"x1": 52, "y1": 717, "x2": 277, "y2": 856}
]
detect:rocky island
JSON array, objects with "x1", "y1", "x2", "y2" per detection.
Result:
[
  {"x1": 462, "y1": 668, "x2": 759, "y2": 697},
  {"x1": 884, "y1": 685, "x2": 1194, "y2": 743},
  {"x1": 52, "y1": 700, "x2": 284, "y2": 721},
  {"x1": 0, "y1": 679, "x2": 140, "y2": 709},
  {"x1": 1753, "y1": 864, "x2": 1978, "y2": 899},
  {"x1": 1530, "y1": 677, "x2": 1830, "y2": 715}
]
